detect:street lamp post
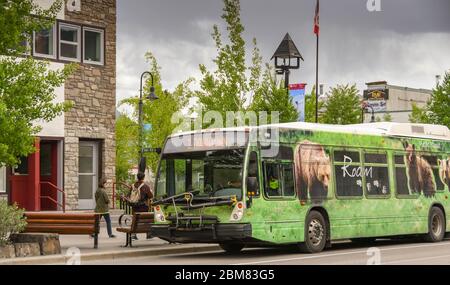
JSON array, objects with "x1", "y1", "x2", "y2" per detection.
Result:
[
  {"x1": 272, "y1": 33, "x2": 304, "y2": 91},
  {"x1": 138, "y1": 71, "x2": 159, "y2": 173},
  {"x1": 361, "y1": 103, "x2": 376, "y2": 123}
]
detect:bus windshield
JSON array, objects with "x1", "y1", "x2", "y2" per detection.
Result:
[{"x1": 156, "y1": 149, "x2": 245, "y2": 201}]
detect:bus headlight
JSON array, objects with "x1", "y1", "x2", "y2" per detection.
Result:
[
  {"x1": 154, "y1": 205, "x2": 165, "y2": 222},
  {"x1": 229, "y1": 202, "x2": 245, "y2": 222}
]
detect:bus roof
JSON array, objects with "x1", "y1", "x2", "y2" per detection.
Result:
[{"x1": 170, "y1": 122, "x2": 450, "y2": 142}]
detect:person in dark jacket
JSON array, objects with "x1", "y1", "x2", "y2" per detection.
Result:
[
  {"x1": 127, "y1": 172, "x2": 153, "y2": 213},
  {"x1": 125, "y1": 172, "x2": 153, "y2": 240},
  {"x1": 95, "y1": 178, "x2": 116, "y2": 238}
]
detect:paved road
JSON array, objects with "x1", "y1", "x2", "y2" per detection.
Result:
[{"x1": 83, "y1": 238, "x2": 450, "y2": 265}]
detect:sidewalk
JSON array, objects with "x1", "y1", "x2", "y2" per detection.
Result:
[{"x1": 0, "y1": 228, "x2": 221, "y2": 265}]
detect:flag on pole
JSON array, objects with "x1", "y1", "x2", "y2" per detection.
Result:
[{"x1": 314, "y1": 0, "x2": 320, "y2": 35}]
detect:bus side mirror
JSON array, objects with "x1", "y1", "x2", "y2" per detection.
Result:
[{"x1": 246, "y1": 177, "x2": 258, "y2": 197}]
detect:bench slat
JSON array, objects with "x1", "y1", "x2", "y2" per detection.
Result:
[
  {"x1": 25, "y1": 213, "x2": 98, "y2": 220},
  {"x1": 26, "y1": 219, "x2": 96, "y2": 225},
  {"x1": 25, "y1": 225, "x2": 96, "y2": 235}
]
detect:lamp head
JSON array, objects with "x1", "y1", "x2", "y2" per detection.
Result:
[{"x1": 146, "y1": 86, "x2": 159, "y2": 101}]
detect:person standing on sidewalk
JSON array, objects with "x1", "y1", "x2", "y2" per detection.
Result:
[
  {"x1": 95, "y1": 178, "x2": 116, "y2": 238},
  {"x1": 126, "y1": 172, "x2": 153, "y2": 240},
  {"x1": 129, "y1": 172, "x2": 153, "y2": 213}
]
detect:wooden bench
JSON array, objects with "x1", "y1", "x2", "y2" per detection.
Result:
[
  {"x1": 116, "y1": 212, "x2": 154, "y2": 247},
  {"x1": 23, "y1": 212, "x2": 100, "y2": 249}
]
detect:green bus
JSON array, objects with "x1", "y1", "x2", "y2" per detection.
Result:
[{"x1": 150, "y1": 122, "x2": 450, "y2": 253}]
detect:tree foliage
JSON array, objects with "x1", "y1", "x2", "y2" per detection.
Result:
[
  {"x1": 321, "y1": 84, "x2": 362, "y2": 125},
  {"x1": 196, "y1": 0, "x2": 298, "y2": 124},
  {"x1": 409, "y1": 71, "x2": 450, "y2": 128},
  {"x1": 0, "y1": 201, "x2": 27, "y2": 246},
  {"x1": 0, "y1": 0, "x2": 74, "y2": 166},
  {"x1": 115, "y1": 113, "x2": 139, "y2": 183},
  {"x1": 120, "y1": 52, "x2": 191, "y2": 174},
  {"x1": 0, "y1": 0, "x2": 63, "y2": 56},
  {"x1": 304, "y1": 86, "x2": 325, "y2": 123},
  {"x1": 250, "y1": 65, "x2": 299, "y2": 123}
]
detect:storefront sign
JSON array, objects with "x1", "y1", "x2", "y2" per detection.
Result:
[{"x1": 364, "y1": 89, "x2": 389, "y2": 100}]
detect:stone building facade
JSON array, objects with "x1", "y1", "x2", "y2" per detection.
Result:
[
  {"x1": 63, "y1": 0, "x2": 117, "y2": 209},
  {"x1": 4, "y1": 0, "x2": 116, "y2": 211}
]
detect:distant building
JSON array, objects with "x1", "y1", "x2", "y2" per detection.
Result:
[
  {"x1": 0, "y1": 0, "x2": 116, "y2": 211},
  {"x1": 363, "y1": 81, "x2": 432, "y2": 123}
]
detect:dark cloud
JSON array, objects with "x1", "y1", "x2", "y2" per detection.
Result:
[{"x1": 117, "y1": 0, "x2": 450, "y2": 105}]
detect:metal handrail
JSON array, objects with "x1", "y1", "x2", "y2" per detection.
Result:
[
  {"x1": 112, "y1": 182, "x2": 133, "y2": 214},
  {"x1": 39, "y1": 181, "x2": 66, "y2": 212}
]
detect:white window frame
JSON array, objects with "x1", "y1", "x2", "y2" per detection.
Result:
[
  {"x1": 58, "y1": 23, "x2": 81, "y2": 62},
  {"x1": 82, "y1": 27, "x2": 104, "y2": 66},
  {"x1": 0, "y1": 167, "x2": 6, "y2": 194},
  {"x1": 33, "y1": 24, "x2": 57, "y2": 59}
]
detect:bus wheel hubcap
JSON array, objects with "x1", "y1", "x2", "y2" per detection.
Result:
[
  {"x1": 432, "y1": 215, "x2": 442, "y2": 236},
  {"x1": 308, "y1": 219, "x2": 324, "y2": 246}
]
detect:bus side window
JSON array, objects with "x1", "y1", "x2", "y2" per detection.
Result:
[
  {"x1": 422, "y1": 155, "x2": 445, "y2": 191},
  {"x1": 364, "y1": 153, "x2": 390, "y2": 197},
  {"x1": 282, "y1": 164, "x2": 295, "y2": 197},
  {"x1": 264, "y1": 163, "x2": 281, "y2": 197},
  {"x1": 394, "y1": 154, "x2": 416, "y2": 197},
  {"x1": 263, "y1": 162, "x2": 296, "y2": 198},
  {"x1": 247, "y1": 151, "x2": 260, "y2": 196}
]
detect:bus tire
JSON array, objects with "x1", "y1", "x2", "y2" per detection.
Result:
[
  {"x1": 219, "y1": 243, "x2": 244, "y2": 254},
  {"x1": 299, "y1": 210, "x2": 327, "y2": 253},
  {"x1": 425, "y1": 207, "x2": 446, "y2": 242}
]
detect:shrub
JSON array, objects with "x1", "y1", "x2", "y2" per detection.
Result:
[{"x1": 0, "y1": 201, "x2": 27, "y2": 246}]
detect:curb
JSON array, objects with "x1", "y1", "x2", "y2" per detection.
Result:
[{"x1": 0, "y1": 244, "x2": 221, "y2": 265}]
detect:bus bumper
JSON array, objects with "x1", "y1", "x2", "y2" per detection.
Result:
[{"x1": 150, "y1": 223, "x2": 252, "y2": 243}]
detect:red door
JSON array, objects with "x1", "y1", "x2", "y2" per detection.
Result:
[
  {"x1": 40, "y1": 141, "x2": 59, "y2": 211},
  {"x1": 10, "y1": 140, "x2": 41, "y2": 211}
]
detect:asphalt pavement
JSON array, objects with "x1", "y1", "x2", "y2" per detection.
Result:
[{"x1": 82, "y1": 238, "x2": 450, "y2": 265}]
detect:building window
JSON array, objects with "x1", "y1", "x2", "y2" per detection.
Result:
[
  {"x1": 59, "y1": 23, "x2": 81, "y2": 62},
  {"x1": 20, "y1": 34, "x2": 31, "y2": 55},
  {"x1": 0, "y1": 167, "x2": 6, "y2": 193},
  {"x1": 83, "y1": 27, "x2": 104, "y2": 65},
  {"x1": 33, "y1": 25, "x2": 56, "y2": 58},
  {"x1": 14, "y1": 157, "x2": 29, "y2": 175}
]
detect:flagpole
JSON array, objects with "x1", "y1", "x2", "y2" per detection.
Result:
[
  {"x1": 315, "y1": 33, "x2": 319, "y2": 123},
  {"x1": 314, "y1": 0, "x2": 319, "y2": 124}
]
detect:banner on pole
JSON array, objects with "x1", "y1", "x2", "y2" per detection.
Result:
[{"x1": 289, "y1": 83, "x2": 307, "y2": 122}]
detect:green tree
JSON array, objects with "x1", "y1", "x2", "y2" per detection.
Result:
[
  {"x1": 409, "y1": 103, "x2": 429, "y2": 124},
  {"x1": 0, "y1": 0, "x2": 74, "y2": 166},
  {"x1": 121, "y1": 52, "x2": 190, "y2": 173},
  {"x1": 409, "y1": 71, "x2": 450, "y2": 128},
  {"x1": 383, "y1": 113, "x2": 393, "y2": 122},
  {"x1": 425, "y1": 72, "x2": 450, "y2": 128},
  {"x1": 250, "y1": 65, "x2": 299, "y2": 123},
  {"x1": 321, "y1": 84, "x2": 362, "y2": 125},
  {"x1": 196, "y1": 0, "x2": 262, "y2": 117},
  {"x1": 115, "y1": 113, "x2": 139, "y2": 183},
  {"x1": 0, "y1": 0, "x2": 62, "y2": 56},
  {"x1": 304, "y1": 86, "x2": 325, "y2": 123}
]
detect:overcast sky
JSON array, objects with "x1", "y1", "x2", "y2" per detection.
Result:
[{"x1": 116, "y1": 0, "x2": 450, "y2": 109}]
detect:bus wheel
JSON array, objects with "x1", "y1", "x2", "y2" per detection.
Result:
[
  {"x1": 220, "y1": 243, "x2": 244, "y2": 254},
  {"x1": 425, "y1": 207, "x2": 446, "y2": 242},
  {"x1": 299, "y1": 211, "x2": 327, "y2": 253}
]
